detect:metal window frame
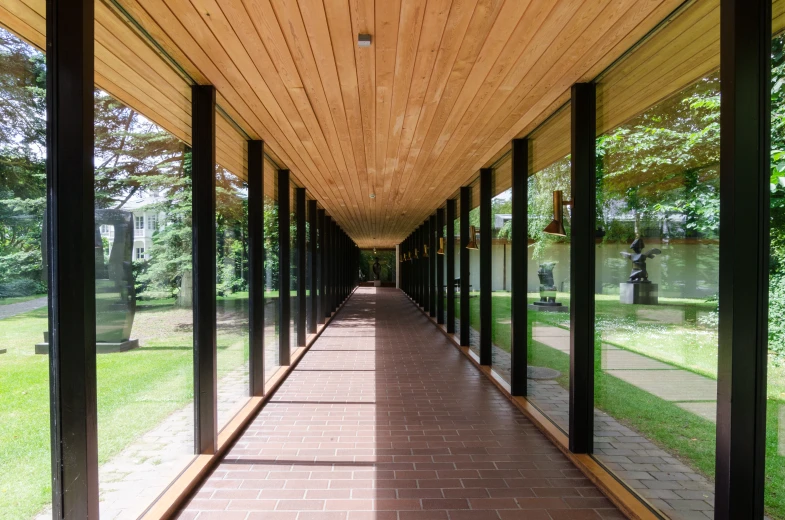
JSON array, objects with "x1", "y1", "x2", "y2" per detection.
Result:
[
  {"x1": 715, "y1": 0, "x2": 771, "y2": 517},
  {"x1": 437, "y1": 208, "x2": 445, "y2": 324},
  {"x1": 308, "y1": 200, "x2": 318, "y2": 334},
  {"x1": 46, "y1": 0, "x2": 99, "y2": 513},
  {"x1": 510, "y1": 138, "x2": 528, "y2": 396},
  {"x1": 248, "y1": 140, "x2": 265, "y2": 396},
  {"x1": 296, "y1": 188, "x2": 307, "y2": 346},
  {"x1": 192, "y1": 84, "x2": 217, "y2": 455},
  {"x1": 479, "y1": 168, "x2": 492, "y2": 366},
  {"x1": 446, "y1": 200, "x2": 456, "y2": 333}
]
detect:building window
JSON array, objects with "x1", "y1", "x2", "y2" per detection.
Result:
[
  {"x1": 135, "y1": 247, "x2": 145, "y2": 260},
  {"x1": 135, "y1": 216, "x2": 144, "y2": 236},
  {"x1": 148, "y1": 215, "x2": 158, "y2": 230}
]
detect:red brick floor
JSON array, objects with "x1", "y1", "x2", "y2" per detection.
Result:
[{"x1": 176, "y1": 287, "x2": 624, "y2": 520}]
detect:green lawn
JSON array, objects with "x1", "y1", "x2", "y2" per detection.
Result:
[
  {"x1": 0, "y1": 292, "x2": 263, "y2": 520},
  {"x1": 459, "y1": 291, "x2": 785, "y2": 519}
]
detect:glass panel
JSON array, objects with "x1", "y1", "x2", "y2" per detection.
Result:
[
  {"x1": 526, "y1": 105, "x2": 572, "y2": 433},
  {"x1": 0, "y1": 27, "x2": 52, "y2": 518},
  {"x1": 289, "y1": 182, "x2": 298, "y2": 350},
  {"x1": 593, "y1": 1, "x2": 719, "y2": 516},
  {"x1": 266, "y1": 163, "x2": 280, "y2": 380},
  {"x1": 468, "y1": 181, "x2": 481, "y2": 358},
  {"x1": 441, "y1": 216, "x2": 447, "y2": 325},
  {"x1": 768, "y1": 3, "x2": 785, "y2": 517},
  {"x1": 216, "y1": 161, "x2": 250, "y2": 431},
  {"x1": 94, "y1": 90, "x2": 195, "y2": 518},
  {"x1": 492, "y1": 162, "x2": 513, "y2": 383}
]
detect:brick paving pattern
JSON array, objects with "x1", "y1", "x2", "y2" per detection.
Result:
[
  {"x1": 176, "y1": 287, "x2": 623, "y2": 520},
  {"x1": 525, "y1": 325, "x2": 715, "y2": 520}
]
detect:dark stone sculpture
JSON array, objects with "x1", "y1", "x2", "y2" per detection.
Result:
[
  {"x1": 528, "y1": 261, "x2": 567, "y2": 312},
  {"x1": 619, "y1": 236, "x2": 661, "y2": 305},
  {"x1": 94, "y1": 209, "x2": 137, "y2": 345},
  {"x1": 620, "y1": 237, "x2": 661, "y2": 283},
  {"x1": 37, "y1": 208, "x2": 138, "y2": 353},
  {"x1": 372, "y1": 257, "x2": 381, "y2": 281}
]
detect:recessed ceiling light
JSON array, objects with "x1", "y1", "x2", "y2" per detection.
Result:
[{"x1": 358, "y1": 34, "x2": 372, "y2": 47}]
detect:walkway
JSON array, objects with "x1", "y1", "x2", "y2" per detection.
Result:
[
  {"x1": 0, "y1": 296, "x2": 47, "y2": 320},
  {"x1": 176, "y1": 287, "x2": 622, "y2": 520}
]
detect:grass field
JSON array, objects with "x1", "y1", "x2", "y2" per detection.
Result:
[{"x1": 0, "y1": 291, "x2": 274, "y2": 520}]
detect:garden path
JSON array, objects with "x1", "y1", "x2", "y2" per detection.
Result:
[{"x1": 0, "y1": 296, "x2": 46, "y2": 320}]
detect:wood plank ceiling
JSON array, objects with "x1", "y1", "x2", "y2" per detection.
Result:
[{"x1": 0, "y1": 0, "x2": 688, "y2": 247}]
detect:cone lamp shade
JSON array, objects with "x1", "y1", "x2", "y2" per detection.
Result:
[
  {"x1": 543, "y1": 190, "x2": 568, "y2": 237},
  {"x1": 437, "y1": 237, "x2": 445, "y2": 255},
  {"x1": 466, "y1": 226, "x2": 479, "y2": 250}
]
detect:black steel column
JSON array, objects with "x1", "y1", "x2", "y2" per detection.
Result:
[
  {"x1": 716, "y1": 0, "x2": 771, "y2": 517},
  {"x1": 278, "y1": 170, "x2": 291, "y2": 366},
  {"x1": 308, "y1": 200, "x2": 318, "y2": 334},
  {"x1": 319, "y1": 210, "x2": 326, "y2": 323},
  {"x1": 46, "y1": 0, "x2": 98, "y2": 514},
  {"x1": 323, "y1": 216, "x2": 330, "y2": 318},
  {"x1": 479, "y1": 168, "x2": 492, "y2": 366},
  {"x1": 570, "y1": 83, "x2": 596, "y2": 454},
  {"x1": 430, "y1": 215, "x2": 437, "y2": 318},
  {"x1": 424, "y1": 219, "x2": 431, "y2": 314},
  {"x1": 460, "y1": 187, "x2": 470, "y2": 346},
  {"x1": 446, "y1": 200, "x2": 456, "y2": 333},
  {"x1": 248, "y1": 140, "x2": 265, "y2": 396},
  {"x1": 296, "y1": 188, "x2": 306, "y2": 346},
  {"x1": 510, "y1": 139, "x2": 528, "y2": 396},
  {"x1": 437, "y1": 208, "x2": 445, "y2": 324},
  {"x1": 192, "y1": 85, "x2": 217, "y2": 454}
]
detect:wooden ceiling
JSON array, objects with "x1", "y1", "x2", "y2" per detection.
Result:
[{"x1": 0, "y1": 0, "x2": 688, "y2": 247}]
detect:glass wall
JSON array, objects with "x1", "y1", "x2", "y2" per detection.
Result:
[
  {"x1": 526, "y1": 106, "x2": 572, "y2": 433},
  {"x1": 441, "y1": 206, "x2": 447, "y2": 326},
  {"x1": 305, "y1": 197, "x2": 312, "y2": 333},
  {"x1": 216, "y1": 160, "x2": 250, "y2": 430},
  {"x1": 468, "y1": 179, "x2": 481, "y2": 358},
  {"x1": 94, "y1": 89, "x2": 195, "y2": 518},
  {"x1": 593, "y1": 1, "x2": 719, "y2": 516},
  {"x1": 265, "y1": 162, "x2": 280, "y2": 379},
  {"x1": 768, "y1": 3, "x2": 785, "y2": 518},
  {"x1": 0, "y1": 27, "x2": 51, "y2": 519},
  {"x1": 491, "y1": 162, "x2": 513, "y2": 384},
  {"x1": 290, "y1": 182, "x2": 299, "y2": 350}
]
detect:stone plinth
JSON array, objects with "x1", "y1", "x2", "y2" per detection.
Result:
[{"x1": 620, "y1": 282, "x2": 658, "y2": 305}]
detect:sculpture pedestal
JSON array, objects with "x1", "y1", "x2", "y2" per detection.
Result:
[
  {"x1": 374, "y1": 280, "x2": 381, "y2": 287},
  {"x1": 35, "y1": 338, "x2": 139, "y2": 355},
  {"x1": 620, "y1": 282, "x2": 658, "y2": 305},
  {"x1": 0, "y1": 349, "x2": 6, "y2": 354},
  {"x1": 527, "y1": 302, "x2": 569, "y2": 313}
]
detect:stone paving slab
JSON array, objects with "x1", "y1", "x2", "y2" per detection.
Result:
[
  {"x1": 176, "y1": 287, "x2": 622, "y2": 520},
  {"x1": 607, "y1": 370, "x2": 717, "y2": 402}
]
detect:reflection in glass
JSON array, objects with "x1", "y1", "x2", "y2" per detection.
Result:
[
  {"x1": 527, "y1": 155, "x2": 572, "y2": 433},
  {"x1": 491, "y1": 169, "x2": 513, "y2": 384},
  {"x1": 593, "y1": 26, "x2": 719, "y2": 518},
  {"x1": 468, "y1": 195, "x2": 481, "y2": 358},
  {"x1": 0, "y1": 27, "x2": 51, "y2": 518},
  {"x1": 265, "y1": 169, "x2": 280, "y2": 380},
  {"x1": 93, "y1": 90, "x2": 195, "y2": 518},
  {"x1": 216, "y1": 166, "x2": 249, "y2": 430},
  {"x1": 768, "y1": 12, "x2": 785, "y2": 519}
]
